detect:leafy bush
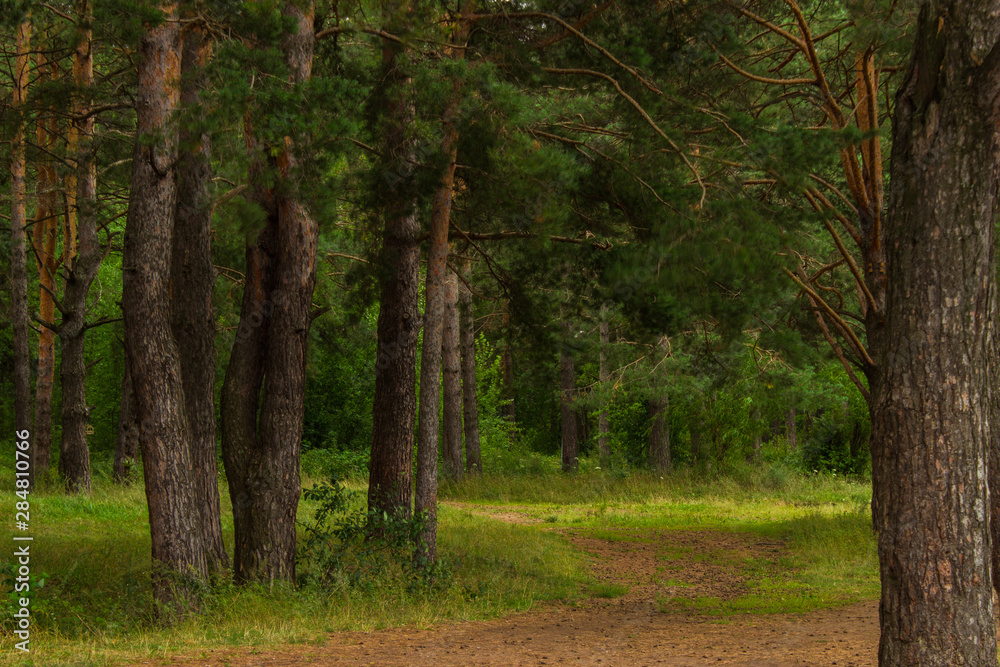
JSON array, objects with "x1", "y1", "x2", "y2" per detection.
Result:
[{"x1": 801, "y1": 412, "x2": 870, "y2": 476}]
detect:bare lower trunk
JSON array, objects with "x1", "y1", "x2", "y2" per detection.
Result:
[
  {"x1": 458, "y1": 265, "x2": 481, "y2": 474},
  {"x1": 173, "y1": 26, "x2": 226, "y2": 574},
  {"x1": 367, "y1": 29, "x2": 420, "y2": 522},
  {"x1": 11, "y1": 18, "x2": 31, "y2": 441},
  {"x1": 649, "y1": 395, "x2": 670, "y2": 472},
  {"x1": 560, "y1": 332, "x2": 577, "y2": 472},
  {"x1": 221, "y1": 1, "x2": 316, "y2": 585},
  {"x1": 597, "y1": 316, "x2": 610, "y2": 467},
  {"x1": 785, "y1": 407, "x2": 796, "y2": 451},
  {"x1": 124, "y1": 5, "x2": 208, "y2": 614},
  {"x1": 871, "y1": 4, "x2": 1000, "y2": 662},
  {"x1": 114, "y1": 364, "x2": 139, "y2": 484},
  {"x1": 442, "y1": 271, "x2": 463, "y2": 481}
]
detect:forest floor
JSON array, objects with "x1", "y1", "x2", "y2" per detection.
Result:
[{"x1": 121, "y1": 503, "x2": 878, "y2": 667}]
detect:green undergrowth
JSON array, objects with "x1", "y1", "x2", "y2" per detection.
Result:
[
  {"x1": 0, "y1": 475, "x2": 583, "y2": 667},
  {"x1": 0, "y1": 464, "x2": 877, "y2": 666}
]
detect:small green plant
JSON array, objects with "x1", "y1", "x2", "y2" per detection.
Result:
[{"x1": 297, "y1": 477, "x2": 448, "y2": 591}]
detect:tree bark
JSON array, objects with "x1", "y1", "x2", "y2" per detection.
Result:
[
  {"x1": 221, "y1": 1, "x2": 317, "y2": 585},
  {"x1": 458, "y1": 263, "x2": 482, "y2": 474},
  {"x1": 114, "y1": 363, "x2": 139, "y2": 484},
  {"x1": 597, "y1": 316, "x2": 610, "y2": 467},
  {"x1": 560, "y1": 327, "x2": 577, "y2": 472},
  {"x1": 57, "y1": 0, "x2": 101, "y2": 494},
  {"x1": 123, "y1": 2, "x2": 208, "y2": 613},
  {"x1": 172, "y1": 25, "x2": 227, "y2": 575},
  {"x1": 442, "y1": 271, "x2": 463, "y2": 481},
  {"x1": 32, "y1": 37, "x2": 58, "y2": 483},
  {"x1": 785, "y1": 407, "x2": 796, "y2": 451},
  {"x1": 414, "y1": 8, "x2": 470, "y2": 563},
  {"x1": 11, "y1": 16, "x2": 32, "y2": 445},
  {"x1": 367, "y1": 22, "x2": 421, "y2": 522},
  {"x1": 649, "y1": 395, "x2": 670, "y2": 472},
  {"x1": 871, "y1": 2, "x2": 1000, "y2": 663}
]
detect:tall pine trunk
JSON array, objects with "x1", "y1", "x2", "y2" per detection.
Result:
[
  {"x1": 58, "y1": 0, "x2": 101, "y2": 493},
  {"x1": 11, "y1": 16, "x2": 32, "y2": 444},
  {"x1": 367, "y1": 25, "x2": 420, "y2": 523},
  {"x1": 123, "y1": 2, "x2": 208, "y2": 613},
  {"x1": 442, "y1": 271, "x2": 463, "y2": 481},
  {"x1": 32, "y1": 40, "x2": 58, "y2": 481},
  {"x1": 172, "y1": 26, "x2": 227, "y2": 574},
  {"x1": 596, "y1": 315, "x2": 610, "y2": 467},
  {"x1": 458, "y1": 263, "x2": 481, "y2": 474},
  {"x1": 414, "y1": 8, "x2": 469, "y2": 563},
  {"x1": 871, "y1": 2, "x2": 1000, "y2": 662},
  {"x1": 221, "y1": 1, "x2": 317, "y2": 585},
  {"x1": 560, "y1": 326, "x2": 577, "y2": 472}
]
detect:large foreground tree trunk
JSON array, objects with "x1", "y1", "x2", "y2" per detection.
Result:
[
  {"x1": 123, "y1": 3, "x2": 208, "y2": 614},
  {"x1": 114, "y1": 364, "x2": 139, "y2": 484},
  {"x1": 172, "y1": 26, "x2": 227, "y2": 574},
  {"x1": 442, "y1": 271, "x2": 463, "y2": 481},
  {"x1": 367, "y1": 28, "x2": 420, "y2": 523},
  {"x1": 458, "y1": 263, "x2": 482, "y2": 474},
  {"x1": 11, "y1": 16, "x2": 32, "y2": 444},
  {"x1": 871, "y1": 2, "x2": 1000, "y2": 663},
  {"x1": 221, "y1": 1, "x2": 317, "y2": 585}
]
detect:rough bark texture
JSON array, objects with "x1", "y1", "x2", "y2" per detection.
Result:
[
  {"x1": 172, "y1": 26, "x2": 226, "y2": 574},
  {"x1": 221, "y1": 1, "x2": 317, "y2": 585},
  {"x1": 32, "y1": 41, "x2": 58, "y2": 481},
  {"x1": 114, "y1": 364, "x2": 140, "y2": 484},
  {"x1": 442, "y1": 271, "x2": 463, "y2": 481},
  {"x1": 11, "y1": 17, "x2": 31, "y2": 441},
  {"x1": 871, "y1": 2, "x2": 1000, "y2": 663},
  {"x1": 58, "y1": 0, "x2": 100, "y2": 493},
  {"x1": 414, "y1": 13, "x2": 468, "y2": 562},
  {"x1": 367, "y1": 23, "x2": 421, "y2": 522},
  {"x1": 458, "y1": 264, "x2": 482, "y2": 474},
  {"x1": 597, "y1": 317, "x2": 610, "y2": 467},
  {"x1": 560, "y1": 330, "x2": 578, "y2": 472},
  {"x1": 648, "y1": 395, "x2": 670, "y2": 472},
  {"x1": 123, "y1": 4, "x2": 208, "y2": 613}
]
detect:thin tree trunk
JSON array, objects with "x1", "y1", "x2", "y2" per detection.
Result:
[
  {"x1": 442, "y1": 271, "x2": 463, "y2": 481},
  {"x1": 560, "y1": 326, "x2": 577, "y2": 472},
  {"x1": 871, "y1": 3, "x2": 1000, "y2": 662},
  {"x1": 172, "y1": 25, "x2": 227, "y2": 575},
  {"x1": 221, "y1": 1, "x2": 317, "y2": 585},
  {"x1": 649, "y1": 395, "x2": 670, "y2": 472},
  {"x1": 597, "y1": 316, "x2": 610, "y2": 467},
  {"x1": 11, "y1": 16, "x2": 32, "y2": 444},
  {"x1": 367, "y1": 22, "x2": 420, "y2": 522},
  {"x1": 32, "y1": 38, "x2": 58, "y2": 482},
  {"x1": 785, "y1": 407, "x2": 796, "y2": 451},
  {"x1": 414, "y1": 7, "x2": 470, "y2": 564},
  {"x1": 114, "y1": 363, "x2": 139, "y2": 484},
  {"x1": 751, "y1": 408, "x2": 762, "y2": 464},
  {"x1": 458, "y1": 262, "x2": 482, "y2": 474},
  {"x1": 124, "y1": 0, "x2": 208, "y2": 613}
]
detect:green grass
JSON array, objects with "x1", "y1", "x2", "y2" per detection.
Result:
[{"x1": 0, "y1": 463, "x2": 878, "y2": 666}]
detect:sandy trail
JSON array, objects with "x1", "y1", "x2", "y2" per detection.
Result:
[{"x1": 125, "y1": 505, "x2": 878, "y2": 667}]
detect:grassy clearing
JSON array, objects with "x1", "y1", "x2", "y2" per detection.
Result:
[{"x1": 0, "y1": 463, "x2": 877, "y2": 666}]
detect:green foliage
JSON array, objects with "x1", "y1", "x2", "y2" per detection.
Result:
[{"x1": 297, "y1": 477, "x2": 445, "y2": 591}]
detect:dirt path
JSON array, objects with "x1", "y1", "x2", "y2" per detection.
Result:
[{"x1": 127, "y1": 505, "x2": 878, "y2": 667}]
